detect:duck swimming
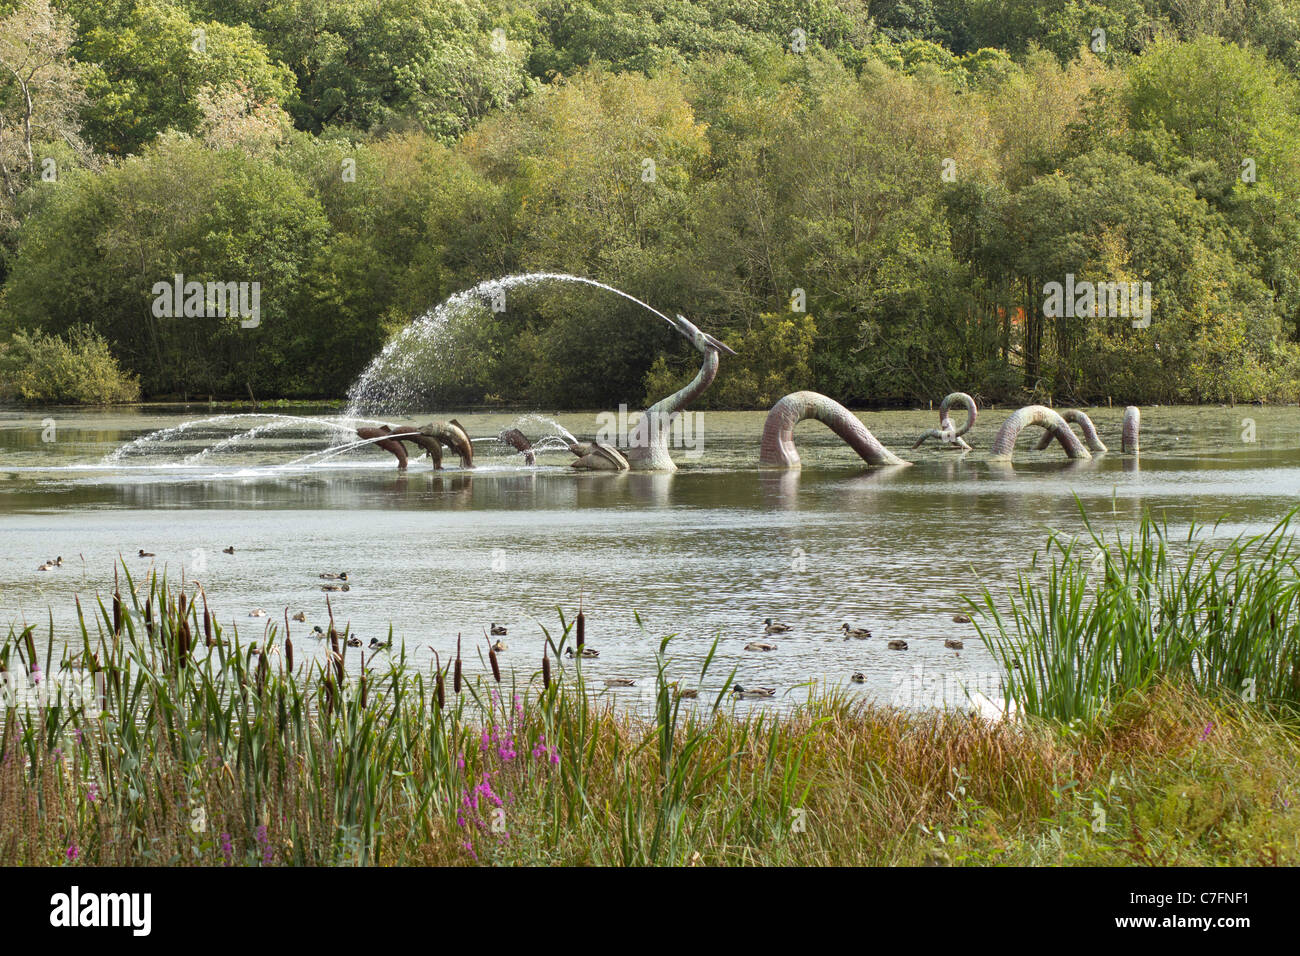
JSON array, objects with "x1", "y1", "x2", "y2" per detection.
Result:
[
  {"x1": 369, "y1": 637, "x2": 391, "y2": 651},
  {"x1": 565, "y1": 646, "x2": 599, "y2": 658},
  {"x1": 762, "y1": 618, "x2": 792, "y2": 634},
  {"x1": 603, "y1": 678, "x2": 636, "y2": 687},
  {"x1": 841, "y1": 623, "x2": 872, "y2": 639},
  {"x1": 952, "y1": 614, "x2": 972, "y2": 624},
  {"x1": 851, "y1": 672, "x2": 866, "y2": 683},
  {"x1": 346, "y1": 636, "x2": 362, "y2": 648},
  {"x1": 732, "y1": 684, "x2": 776, "y2": 699},
  {"x1": 311, "y1": 625, "x2": 326, "y2": 638},
  {"x1": 744, "y1": 641, "x2": 777, "y2": 652},
  {"x1": 222, "y1": 546, "x2": 235, "y2": 555},
  {"x1": 670, "y1": 682, "x2": 699, "y2": 699},
  {"x1": 138, "y1": 549, "x2": 154, "y2": 558},
  {"x1": 37, "y1": 556, "x2": 63, "y2": 571},
  {"x1": 944, "y1": 638, "x2": 964, "y2": 650},
  {"x1": 491, "y1": 639, "x2": 507, "y2": 653},
  {"x1": 321, "y1": 583, "x2": 350, "y2": 592},
  {"x1": 490, "y1": 623, "x2": 507, "y2": 636},
  {"x1": 320, "y1": 572, "x2": 348, "y2": 581},
  {"x1": 249, "y1": 608, "x2": 267, "y2": 618},
  {"x1": 291, "y1": 611, "x2": 307, "y2": 622},
  {"x1": 887, "y1": 639, "x2": 908, "y2": 650}
]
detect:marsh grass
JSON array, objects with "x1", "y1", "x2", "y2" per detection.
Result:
[
  {"x1": 973, "y1": 505, "x2": 1300, "y2": 723},
  {"x1": 0, "y1": 561, "x2": 1297, "y2": 866}
]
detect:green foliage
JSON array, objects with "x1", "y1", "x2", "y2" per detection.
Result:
[
  {"x1": 0, "y1": 324, "x2": 140, "y2": 403},
  {"x1": 974, "y1": 505, "x2": 1300, "y2": 722},
  {"x1": 0, "y1": 3, "x2": 1298, "y2": 405}
]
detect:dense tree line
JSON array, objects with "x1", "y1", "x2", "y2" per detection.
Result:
[{"x1": 2, "y1": 0, "x2": 1300, "y2": 407}]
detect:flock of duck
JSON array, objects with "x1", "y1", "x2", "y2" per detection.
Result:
[{"x1": 33, "y1": 551, "x2": 976, "y2": 700}]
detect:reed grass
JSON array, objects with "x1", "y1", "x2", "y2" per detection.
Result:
[
  {"x1": 0, "y1": 558, "x2": 1297, "y2": 866},
  {"x1": 972, "y1": 505, "x2": 1300, "y2": 723}
]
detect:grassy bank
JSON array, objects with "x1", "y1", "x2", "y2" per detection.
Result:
[{"x1": 2, "y1": 522, "x2": 1299, "y2": 866}]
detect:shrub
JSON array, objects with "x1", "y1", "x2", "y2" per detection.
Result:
[{"x1": 0, "y1": 326, "x2": 141, "y2": 405}]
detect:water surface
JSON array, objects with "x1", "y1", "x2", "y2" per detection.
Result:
[{"x1": 3, "y1": 404, "x2": 1298, "y2": 710}]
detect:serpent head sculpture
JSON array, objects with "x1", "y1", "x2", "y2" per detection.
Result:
[
  {"x1": 911, "y1": 392, "x2": 977, "y2": 451},
  {"x1": 499, "y1": 427, "x2": 536, "y2": 465}
]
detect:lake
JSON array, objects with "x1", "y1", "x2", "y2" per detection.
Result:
[{"x1": 2, "y1": 403, "x2": 1298, "y2": 710}]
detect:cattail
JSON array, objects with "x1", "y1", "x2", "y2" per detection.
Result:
[
  {"x1": 202, "y1": 593, "x2": 213, "y2": 646},
  {"x1": 542, "y1": 647, "x2": 551, "y2": 691},
  {"x1": 322, "y1": 675, "x2": 335, "y2": 717},
  {"x1": 433, "y1": 650, "x2": 445, "y2": 711},
  {"x1": 454, "y1": 634, "x2": 463, "y2": 694},
  {"x1": 178, "y1": 618, "x2": 191, "y2": 665},
  {"x1": 285, "y1": 636, "x2": 294, "y2": 673},
  {"x1": 333, "y1": 648, "x2": 344, "y2": 686},
  {"x1": 359, "y1": 669, "x2": 369, "y2": 709},
  {"x1": 576, "y1": 601, "x2": 585, "y2": 649},
  {"x1": 257, "y1": 648, "x2": 269, "y2": 694},
  {"x1": 488, "y1": 642, "x2": 501, "y2": 683}
]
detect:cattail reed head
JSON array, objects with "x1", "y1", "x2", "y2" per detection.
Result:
[
  {"x1": 359, "y1": 669, "x2": 369, "y2": 709},
  {"x1": 576, "y1": 606, "x2": 585, "y2": 648},
  {"x1": 488, "y1": 643, "x2": 501, "y2": 683},
  {"x1": 285, "y1": 636, "x2": 294, "y2": 673},
  {"x1": 202, "y1": 593, "x2": 213, "y2": 645},
  {"x1": 454, "y1": 634, "x2": 463, "y2": 694},
  {"x1": 542, "y1": 647, "x2": 551, "y2": 690},
  {"x1": 433, "y1": 650, "x2": 445, "y2": 711},
  {"x1": 112, "y1": 589, "x2": 123, "y2": 636}
]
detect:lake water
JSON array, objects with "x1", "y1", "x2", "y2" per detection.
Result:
[{"x1": 2, "y1": 404, "x2": 1298, "y2": 710}]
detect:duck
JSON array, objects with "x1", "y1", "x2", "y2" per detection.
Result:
[
  {"x1": 944, "y1": 638, "x2": 964, "y2": 650},
  {"x1": 762, "y1": 618, "x2": 791, "y2": 634},
  {"x1": 222, "y1": 546, "x2": 235, "y2": 555},
  {"x1": 321, "y1": 583, "x2": 350, "y2": 592},
  {"x1": 310, "y1": 625, "x2": 326, "y2": 639},
  {"x1": 841, "y1": 623, "x2": 872, "y2": 639},
  {"x1": 565, "y1": 646, "x2": 599, "y2": 658},
  {"x1": 37, "y1": 556, "x2": 63, "y2": 571},
  {"x1": 248, "y1": 643, "x2": 262, "y2": 655},
  {"x1": 887, "y1": 639, "x2": 908, "y2": 650},
  {"x1": 319, "y1": 571, "x2": 348, "y2": 581},
  {"x1": 249, "y1": 608, "x2": 267, "y2": 618},
  {"x1": 603, "y1": 678, "x2": 636, "y2": 687},
  {"x1": 490, "y1": 639, "x2": 507, "y2": 653},
  {"x1": 670, "y1": 682, "x2": 698, "y2": 699},
  {"x1": 732, "y1": 684, "x2": 776, "y2": 699},
  {"x1": 490, "y1": 623, "x2": 507, "y2": 636},
  {"x1": 369, "y1": 637, "x2": 391, "y2": 651},
  {"x1": 291, "y1": 611, "x2": 307, "y2": 622},
  {"x1": 138, "y1": 549, "x2": 155, "y2": 558},
  {"x1": 744, "y1": 641, "x2": 777, "y2": 652},
  {"x1": 952, "y1": 613, "x2": 972, "y2": 624},
  {"x1": 346, "y1": 636, "x2": 362, "y2": 648},
  {"x1": 851, "y1": 672, "x2": 866, "y2": 683}
]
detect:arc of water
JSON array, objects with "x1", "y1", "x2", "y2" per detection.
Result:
[{"x1": 346, "y1": 273, "x2": 691, "y2": 415}]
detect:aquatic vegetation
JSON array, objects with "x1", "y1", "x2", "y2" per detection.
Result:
[
  {"x1": 973, "y1": 506, "x2": 1300, "y2": 722},
  {"x1": 0, "y1": 560, "x2": 1297, "y2": 866}
]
